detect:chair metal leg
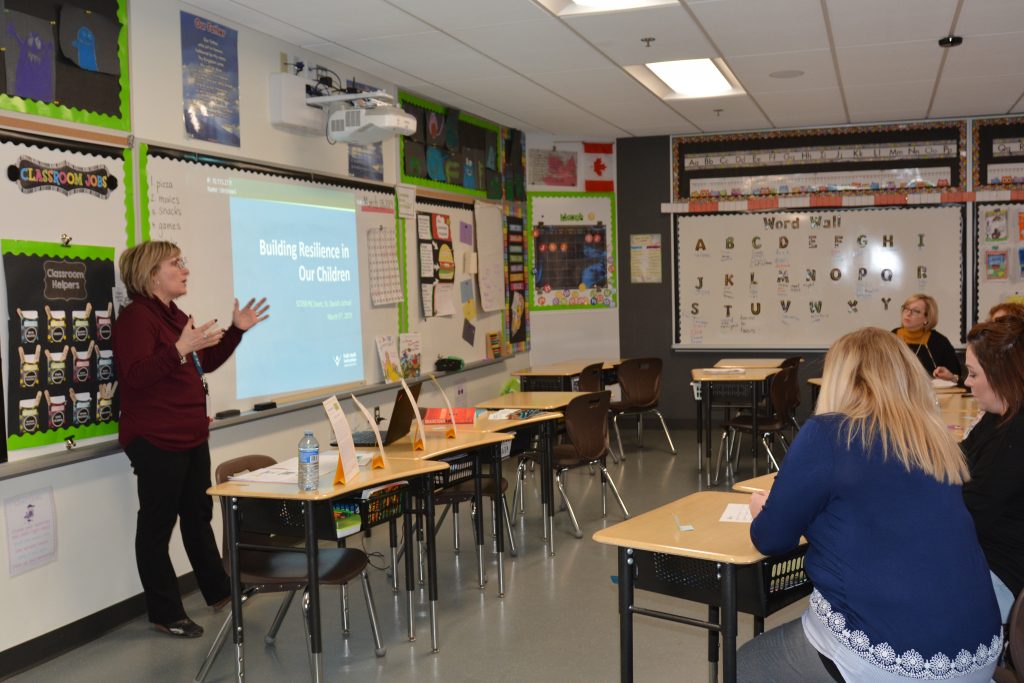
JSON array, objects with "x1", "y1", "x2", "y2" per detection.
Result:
[
  {"x1": 341, "y1": 583, "x2": 351, "y2": 636},
  {"x1": 389, "y1": 544, "x2": 399, "y2": 593},
  {"x1": 712, "y1": 428, "x2": 732, "y2": 486},
  {"x1": 612, "y1": 413, "x2": 626, "y2": 462},
  {"x1": 195, "y1": 592, "x2": 252, "y2": 683},
  {"x1": 300, "y1": 589, "x2": 315, "y2": 682},
  {"x1": 607, "y1": 417, "x2": 621, "y2": 464},
  {"x1": 265, "y1": 590, "x2": 294, "y2": 644},
  {"x1": 601, "y1": 472, "x2": 608, "y2": 517},
  {"x1": 360, "y1": 571, "x2": 387, "y2": 657},
  {"x1": 512, "y1": 459, "x2": 527, "y2": 521},
  {"x1": 602, "y1": 466, "x2": 630, "y2": 518},
  {"x1": 555, "y1": 471, "x2": 583, "y2": 538},
  {"x1": 452, "y1": 503, "x2": 461, "y2": 553},
  {"x1": 652, "y1": 409, "x2": 676, "y2": 454},
  {"x1": 501, "y1": 493, "x2": 517, "y2": 557},
  {"x1": 636, "y1": 414, "x2": 643, "y2": 448},
  {"x1": 761, "y1": 434, "x2": 781, "y2": 473}
]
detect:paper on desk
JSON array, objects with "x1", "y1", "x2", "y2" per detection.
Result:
[
  {"x1": 487, "y1": 409, "x2": 518, "y2": 420},
  {"x1": 705, "y1": 367, "x2": 745, "y2": 375},
  {"x1": 932, "y1": 378, "x2": 957, "y2": 389},
  {"x1": 720, "y1": 503, "x2": 753, "y2": 523},
  {"x1": 228, "y1": 453, "x2": 343, "y2": 484}
]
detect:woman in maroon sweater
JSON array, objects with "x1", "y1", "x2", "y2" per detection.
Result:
[{"x1": 113, "y1": 241, "x2": 267, "y2": 638}]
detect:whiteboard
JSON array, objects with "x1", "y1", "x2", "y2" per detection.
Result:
[
  {"x1": 673, "y1": 206, "x2": 964, "y2": 349},
  {"x1": 406, "y1": 199, "x2": 504, "y2": 368},
  {"x1": 975, "y1": 203, "x2": 1024, "y2": 322},
  {"x1": 142, "y1": 151, "x2": 400, "y2": 414}
]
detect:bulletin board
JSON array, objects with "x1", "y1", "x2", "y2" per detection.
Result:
[
  {"x1": 526, "y1": 192, "x2": 618, "y2": 311},
  {"x1": 672, "y1": 206, "x2": 964, "y2": 350},
  {"x1": 0, "y1": 133, "x2": 133, "y2": 461},
  {"x1": 139, "y1": 145, "x2": 403, "y2": 415},
  {"x1": 975, "y1": 202, "x2": 1024, "y2": 322},
  {"x1": 0, "y1": 0, "x2": 131, "y2": 130},
  {"x1": 405, "y1": 198, "x2": 504, "y2": 368}
]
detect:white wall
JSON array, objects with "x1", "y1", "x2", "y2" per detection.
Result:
[{"x1": 0, "y1": 0, "x2": 527, "y2": 654}]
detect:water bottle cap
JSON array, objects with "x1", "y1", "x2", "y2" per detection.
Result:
[{"x1": 304, "y1": 430, "x2": 313, "y2": 435}]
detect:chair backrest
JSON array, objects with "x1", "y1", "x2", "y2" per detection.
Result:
[
  {"x1": 616, "y1": 358, "x2": 662, "y2": 409},
  {"x1": 214, "y1": 455, "x2": 280, "y2": 560},
  {"x1": 563, "y1": 390, "x2": 611, "y2": 462},
  {"x1": 768, "y1": 366, "x2": 798, "y2": 421},
  {"x1": 781, "y1": 357, "x2": 802, "y2": 412},
  {"x1": 1008, "y1": 588, "x2": 1024, "y2": 677},
  {"x1": 577, "y1": 362, "x2": 604, "y2": 392}
]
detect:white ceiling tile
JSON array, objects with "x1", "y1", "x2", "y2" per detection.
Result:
[
  {"x1": 404, "y1": 85, "x2": 535, "y2": 131},
  {"x1": 348, "y1": 33, "x2": 516, "y2": 82},
  {"x1": 667, "y1": 94, "x2": 773, "y2": 131},
  {"x1": 824, "y1": 0, "x2": 958, "y2": 47},
  {"x1": 686, "y1": 0, "x2": 829, "y2": 57},
  {"x1": 941, "y1": 32, "x2": 1024, "y2": 78},
  {"x1": 182, "y1": 0, "x2": 323, "y2": 46},
  {"x1": 845, "y1": 81, "x2": 933, "y2": 123},
  {"x1": 451, "y1": 20, "x2": 606, "y2": 75},
  {"x1": 216, "y1": 0, "x2": 433, "y2": 41},
  {"x1": 931, "y1": 74, "x2": 1024, "y2": 117},
  {"x1": 755, "y1": 88, "x2": 847, "y2": 128},
  {"x1": 301, "y1": 43, "x2": 427, "y2": 89},
  {"x1": 562, "y1": 6, "x2": 715, "y2": 64},
  {"x1": 836, "y1": 41, "x2": 941, "y2": 86},
  {"x1": 530, "y1": 68, "x2": 660, "y2": 104},
  {"x1": 956, "y1": 0, "x2": 1024, "y2": 35},
  {"x1": 385, "y1": 0, "x2": 550, "y2": 30},
  {"x1": 726, "y1": 50, "x2": 838, "y2": 94}
]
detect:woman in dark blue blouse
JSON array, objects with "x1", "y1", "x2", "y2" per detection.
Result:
[{"x1": 737, "y1": 327, "x2": 1000, "y2": 683}]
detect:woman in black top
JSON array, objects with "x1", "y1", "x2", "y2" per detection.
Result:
[
  {"x1": 892, "y1": 293, "x2": 960, "y2": 381},
  {"x1": 962, "y1": 314, "x2": 1024, "y2": 621}
]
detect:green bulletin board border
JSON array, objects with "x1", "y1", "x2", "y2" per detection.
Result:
[
  {"x1": 0, "y1": 0, "x2": 132, "y2": 131},
  {"x1": 525, "y1": 191, "x2": 618, "y2": 312}
]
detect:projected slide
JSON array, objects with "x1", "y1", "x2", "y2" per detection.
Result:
[{"x1": 230, "y1": 196, "x2": 363, "y2": 399}]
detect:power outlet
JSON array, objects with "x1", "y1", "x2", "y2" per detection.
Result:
[
  {"x1": 373, "y1": 406, "x2": 382, "y2": 424},
  {"x1": 455, "y1": 384, "x2": 467, "y2": 408}
]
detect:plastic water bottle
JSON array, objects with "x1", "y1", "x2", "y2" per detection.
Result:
[{"x1": 298, "y1": 431, "x2": 320, "y2": 491}]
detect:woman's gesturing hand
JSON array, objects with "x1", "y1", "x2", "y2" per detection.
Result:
[
  {"x1": 175, "y1": 317, "x2": 224, "y2": 356},
  {"x1": 232, "y1": 297, "x2": 269, "y2": 331}
]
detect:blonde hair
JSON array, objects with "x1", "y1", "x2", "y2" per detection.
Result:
[
  {"x1": 816, "y1": 327, "x2": 969, "y2": 485},
  {"x1": 118, "y1": 241, "x2": 180, "y2": 298},
  {"x1": 903, "y1": 293, "x2": 939, "y2": 330}
]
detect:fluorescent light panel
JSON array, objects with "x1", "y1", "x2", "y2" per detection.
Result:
[
  {"x1": 646, "y1": 58, "x2": 742, "y2": 98},
  {"x1": 557, "y1": 0, "x2": 676, "y2": 15}
]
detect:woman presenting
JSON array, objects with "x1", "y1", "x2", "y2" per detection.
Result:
[
  {"x1": 962, "y1": 314, "x2": 1024, "y2": 622},
  {"x1": 893, "y1": 293, "x2": 961, "y2": 382},
  {"x1": 737, "y1": 328, "x2": 999, "y2": 682},
  {"x1": 113, "y1": 241, "x2": 268, "y2": 638}
]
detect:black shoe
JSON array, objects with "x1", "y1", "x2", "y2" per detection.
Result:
[{"x1": 155, "y1": 618, "x2": 204, "y2": 638}]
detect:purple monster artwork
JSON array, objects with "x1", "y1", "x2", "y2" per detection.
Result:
[{"x1": 7, "y1": 23, "x2": 55, "y2": 102}]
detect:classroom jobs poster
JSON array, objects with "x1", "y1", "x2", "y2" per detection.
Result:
[{"x1": 3, "y1": 240, "x2": 119, "y2": 451}]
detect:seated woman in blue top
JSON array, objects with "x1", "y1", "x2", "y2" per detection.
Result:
[
  {"x1": 737, "y1": 327, "x2": 1000, "y2": 683},
  {"x1": 961, "y1": 314, "x2": 1024, "y2": 622}
]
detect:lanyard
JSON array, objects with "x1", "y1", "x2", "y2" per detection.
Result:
[{"x1": 190, "y1": 351, "x2": 209, "y2": 395}]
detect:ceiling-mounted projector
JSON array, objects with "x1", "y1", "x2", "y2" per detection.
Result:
[{"x1": 307, "y1": 91, "x2": 416, "y2": 145}]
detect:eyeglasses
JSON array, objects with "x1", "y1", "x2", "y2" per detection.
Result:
[
  {"x1": 171, "y1": 257, "x2": 188, "y2": 269},
  {"x1": 902, "y1": 304, "x2": 925, "y2": 316}
]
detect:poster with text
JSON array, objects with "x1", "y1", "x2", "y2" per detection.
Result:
[
  {"x1": 181, "y1": 12, "x2": 240, "y2": 146},
  {"x1": 3, "y1": 240, "x2": 118, "y2": 451},
  {"x1": 526, "y1": 193, "x2": 617, "y2": 310}
]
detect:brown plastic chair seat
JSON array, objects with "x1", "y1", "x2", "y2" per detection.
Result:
[
  {"x1": 237, "y1": 547, "x2": 367, "y2": 587},
  {"x1": 433, "y1": 477, "x2": 509, "y2": 505}
]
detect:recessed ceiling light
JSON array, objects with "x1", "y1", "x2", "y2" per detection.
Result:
[
  {"x1": 645, "y1": 58, "x2": 743, "y2": 98},
  {"x1": 557, "y1": 0, "x2": 676, "y2": 15},
  {"x1": 769, "y1": 69, "x2": 805, "y2": 79}
]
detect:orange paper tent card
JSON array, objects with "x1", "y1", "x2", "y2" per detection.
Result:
[{"x1": 323, "y1": 396, "x2": 359, "y2": 485}]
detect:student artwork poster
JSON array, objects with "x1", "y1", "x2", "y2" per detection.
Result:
[{"x1": 526, "y1": 192, "x2": 617, "y2": 310}]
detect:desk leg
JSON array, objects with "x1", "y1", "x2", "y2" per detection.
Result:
[
  {"x1": 304, "y1": 501, "x2": 324, "y2": 682},
  {"x1": 492, "y1": 442, "x2": 506, "y2": 598},
  {"x1": 404, "y1": 492, "x2": 415, "y2": 642},
  {"x1": 708, "y1": 605, "x2": 719, "y2": 683},
  {"x1": 722, "y1": 563, "x2": 738, "y2": 683},
  {"x1": 618, "y1": 548, "x2": 634, "y2": 683},
  {"x1": 751, "y1": 381, "x2": 760, "y2": 477},
  {"x1": 424, "y1": 485, "x2": 440, "y2": 653},
  {"x1": 543, "y1": 420, "x2": 555, "y2": 556},
  {"x1": 473, "y1": 454, "x2": 486, "y2": 589},
  {"x1": 696, "y1": 384, "x2": 703, "y2": 471},
  {"x1": 703, "y1": 382, "x2": 714, "y2": 487},
  {"x1": 227, "y1": 497, "x2": 245, "y2": 683}
]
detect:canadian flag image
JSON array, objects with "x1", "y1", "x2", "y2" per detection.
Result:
[{"x1": 582, "y1": 142, "x2": 615, "y2": 192}]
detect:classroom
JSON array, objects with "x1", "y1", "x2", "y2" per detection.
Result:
[{"x1": 1, "y1": 1, "x2": 1023, "y2": 681}]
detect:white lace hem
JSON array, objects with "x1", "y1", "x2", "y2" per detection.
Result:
[{"x1": 809, "y1": 589, "x2": 1001, "y2": 680}]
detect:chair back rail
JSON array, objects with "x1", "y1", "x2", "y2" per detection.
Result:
[
  {"x1": 564, "y1": 390, "x2": 612, "y2": 462},
  {"x1": 616, "y1": 358, "x2": 662, "y2": 410}
]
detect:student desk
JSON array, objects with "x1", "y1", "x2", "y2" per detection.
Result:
[
  {"x1": 809, "y1": 376, "x2": 967, "y2": 404},
  {"x1": 691, "y1": 368, "x2": 782, "y2": 484},
  {"x1": 207, "y1": 457, "x2": 450, "y2": 682},
  {"x1": 385, "y1": 431, "x2": 514, "y2": 602},
  {"x1": 475, "y1": 391, "x2": 593, "y2": 555},
  {"x1": 732, "y1": 473, "x2": 776, "y2": 494},
  {"x1": 513, "y1": 359, "x2": 622, "y2": 391},
  {"x1": 593, "y1": 491, "x2": 811, "y2": 683},
  {"x1": 938, "y1": 392, "x2": 980, "y2": 437}
]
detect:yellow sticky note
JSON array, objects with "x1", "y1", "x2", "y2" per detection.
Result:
[{"x1": 463, "y1": 300, "x2": 477, "y2": 320}]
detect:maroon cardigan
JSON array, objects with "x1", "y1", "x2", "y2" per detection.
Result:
[{"x1": 112, "y1": 296, "x2": 242, "y2": 450}]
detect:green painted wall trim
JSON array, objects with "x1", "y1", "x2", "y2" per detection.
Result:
[
  {"x1": 397, "y1": 214, "x2": 409, "y2": 333},
  {"x1": 7, "y1": 422, "x2": 118, "y2": 450},
  {"x1": 122, "y1": 148, "x2": 136, "y2": 248},
  {"x1": 137, "y1": 144, "x2": 150, "y2": 242},
  {"x1": 525, "y1": 191, "x2": 619, "y2": 311},
  {"x1": 0, "y1": 0, "x2": 131, "y2": 130},
  {"x1": 2, "y1": 239, "x2": 115, "y2": 260}
]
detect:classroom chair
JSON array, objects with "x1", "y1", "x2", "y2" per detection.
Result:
[
  {"x1": 577, "y1": 362, "x2": 604, "y2": 392},
  {"x1": 713, "y1": 366, "x2": 799, "y2": 485},
  {"x1": 195, "y1": 455, "x2": 385, "y2": 683},
  {"x1": 609, "y1": 357, "x2": 676, "y2": 460},
  {"x1": 516, "y1": 391, "x2": 628, "y2": 538},
  {"x1": 431, "y1": 452, "x2": 517, "y2": 559},
  {"x1": 994, "y1": 590, "x2": 1024, "y2": 683}
]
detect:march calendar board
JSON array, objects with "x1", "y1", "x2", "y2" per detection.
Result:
[{"x1": 673, "y1": 206, "x2": 964, "y2": 350}]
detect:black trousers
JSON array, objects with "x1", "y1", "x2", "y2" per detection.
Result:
[{"x1": 126, "y1": 438, "x2": 230, "y2": 624}]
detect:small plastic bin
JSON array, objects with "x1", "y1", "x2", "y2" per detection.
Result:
[
  {"x1": 632, "y1": 546, "x2": 811, "y2": 618},
  {"x1": 432, "y1": 453, "x2": 476, "y2": 491},
  {"x1": 522, "y1": 376, "x2": 568, "y2": 392}
]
